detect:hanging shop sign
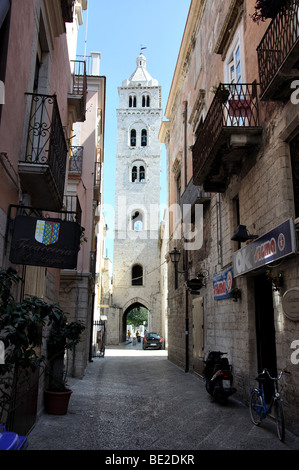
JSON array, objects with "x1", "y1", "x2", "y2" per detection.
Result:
[
  {"x1": 232, "y1": 218, "x2": 296, "y2": 277},
  {"x1": 282, "y1": 288, "x2": 299, "y2": 322},
  {"x1": 213, "y1": 267, "x2": 233, "y2": 300},
  {"x1": 10, "y1": 215, "x2": 81, "y2": 269}
]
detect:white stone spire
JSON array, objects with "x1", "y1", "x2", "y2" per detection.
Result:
[{"x1": 122, "y1": 54, "x2": 159, "y2": 87}]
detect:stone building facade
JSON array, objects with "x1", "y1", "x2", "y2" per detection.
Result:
[
  {"x1": 160, "y1": 0, "x2": 299, "y2": 435},
  {"x1": 59, "y1": 53, "x2": 106, "y2": 378},
  {"x1": 0, "y1": 0, "x2": 107, "y2": 433},
  {"x1": 110, "y1": 54, "x2": 163, "y2": 343}
]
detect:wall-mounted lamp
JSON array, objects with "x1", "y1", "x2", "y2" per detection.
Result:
[
  {"x1": 169, "y1": 247, "x2": 182, "y2": 289},
  {"x1": 231, "y1": 225, "x2": 258, "y2": 243}
]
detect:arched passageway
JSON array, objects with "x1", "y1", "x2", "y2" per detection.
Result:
[{"x1": 122, "y1": 302, "x2": 149, "y2": 342}]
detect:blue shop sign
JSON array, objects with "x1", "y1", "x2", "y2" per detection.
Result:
[
  {"x1": 232, "y1": 218, "x2": 296, "y2": 277},
  {"x1": 213, "y1": 268, "x2": 233, "y2": 300}
]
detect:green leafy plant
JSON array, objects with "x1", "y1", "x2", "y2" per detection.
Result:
[
  {"x1": 250, "y1": 0, "x2": 286, "y2": 23},
  {"x1": 0, "y1": 268, "x2": 85, "y2": 424},
  {"x1": 265, "y1": 269, "x2": 284, "y2": 291},
  {"x1": 230, "y1": 287, "x2": 242, "y2": 302},
  {"x1": 47, "y1": 307, "x2": 85, "y2": 392}
]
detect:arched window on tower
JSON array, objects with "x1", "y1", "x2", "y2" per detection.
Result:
[
  {"x1": 141, "y1": 129, "x2": 147, "y2": 147},
  {"x1": 130, "y1": 129, "x2": 136, "y2": 147},
  {"x1": 139, "y1": 166, "x2": 145, "y2": 182},
  {"x1": 142, "y1": 94, "x2": 150, "y2": 107},
  {"x1": 129, "y1": 94, "x2": 137, "y2": 108},
  {"x1": 132, "y1": 264, "x2": 143, "y2": 286},
  {"x1": 131, "y1": 163, "x2": 146, "y2": 183},
  {"x1": 132, "y1": 166, "x2": 138, "y2": 182},
  {"x1": 131, "y1": 210, "x2": 143, "y2": 230}
]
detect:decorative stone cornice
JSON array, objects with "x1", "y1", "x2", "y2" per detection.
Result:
[{"x1": 214, "y1": 0, "x2": 244, "y2": 56}]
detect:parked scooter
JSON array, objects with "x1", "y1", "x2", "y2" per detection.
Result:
[{"x1": 203, "y1": 351, "x2": 236, "y2": 404}]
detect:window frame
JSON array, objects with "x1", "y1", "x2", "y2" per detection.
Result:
[
  {"x1": 130, "y1": 129, "x2": 137, "y2": 147},
  {"x1": 132, "y1": 264, "x2": 143, "y2": 286}
]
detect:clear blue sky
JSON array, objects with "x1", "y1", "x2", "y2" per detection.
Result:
[{"x1": 76, "y1": 1, "x2": 191, "y2": 261}]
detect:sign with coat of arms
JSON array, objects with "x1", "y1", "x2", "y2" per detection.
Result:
[
  {"x1": 10, "y1": 216, "x2": 81, "y2": 269},
  {"x1": 35, "y1": 220, "x2": 60, "y2": 245}
]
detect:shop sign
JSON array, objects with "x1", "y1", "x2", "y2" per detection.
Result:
[
  {"x1": 282, "y1": 288, "x2": 299, "y2": 321},
  {"x1": 10, "y1": 215, "x2": 81, "y2": 269},
  {"x1": 213, "y1": 268, "x2": 233, "y2": 300},
  {"x1": 233, "y1": 218, "x2": 296, "y2": 277}
]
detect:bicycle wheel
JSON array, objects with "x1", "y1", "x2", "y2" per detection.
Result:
[
  {"x1": 250, "y1": 389, "x2": 263, "y2": 426},
  {"x1": 274, "y1": 399, "x2": 285, "y2": 442}
]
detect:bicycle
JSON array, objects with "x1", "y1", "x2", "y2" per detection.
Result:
[{"x1": 249, "y1": 368, "x2": 290, "y2": 442}]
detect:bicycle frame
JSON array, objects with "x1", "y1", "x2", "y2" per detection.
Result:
[
  {"x1": 250, "y1": 368, "x2": 289, "y2": 441},
  {"x1": 251, "y1": 379, "x2": 280, "y2": 420}
]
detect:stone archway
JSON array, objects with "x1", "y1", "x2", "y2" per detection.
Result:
[{"x1": 121, "y1": 299, "x2": 151, "y2": 342}]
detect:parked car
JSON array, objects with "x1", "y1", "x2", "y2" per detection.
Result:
[{"x1": 143, "y1": 332, "x2": 163, "y2": 350}]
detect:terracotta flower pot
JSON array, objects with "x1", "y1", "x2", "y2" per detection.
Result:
[{"x1": 44, "y1": 389, "x2": 72, "y2": 415}]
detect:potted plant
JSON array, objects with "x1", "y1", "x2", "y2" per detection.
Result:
[
  {"x1": 265, "y1": 269, "x2": 284, "y2": 291},
  {"x1": 212, "y1": 84, "x2": 230, "y2": 103},
  {"x1": 251, "y1": 0, "x2": 286, "y2": 23},
  {"x1": 44, "y1": 305, "x2": 85, "y2": 415},
  {"x1": 0, "y1": 268, "x2": 85, "y2": 422},
  {"x1": 0, "y1": 269, "x2": 61, "y2": 426},
  {"x1": 230, "y1": 287, "x2": 242, "y2": 302}
]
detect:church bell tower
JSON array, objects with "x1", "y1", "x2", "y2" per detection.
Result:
[{"x1": 112, "y1": 53, "x2": 163, "y2": 340}]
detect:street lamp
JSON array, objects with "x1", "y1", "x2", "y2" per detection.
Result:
[
  {"x1": 169, "y1": 247, "x2": 181, "y2": 290},
  {"x1": 231, "y1": 225, "x2": 258, "y2": 242}
]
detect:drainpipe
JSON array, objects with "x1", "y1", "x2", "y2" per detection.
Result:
[
  {"x1": 183, "y1": 100, "x2": 189, "y2": 373},
  {"x1": 183, "y1": 101, "x2": 188, "y2": 189},
  {"x1": 184, "y1": 250, "x2": 189, "y2": 373}
]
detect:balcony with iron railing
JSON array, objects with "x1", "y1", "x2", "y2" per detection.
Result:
[
  {"x1": 63, "y1": 195, "x2": 82, "y2": 225},
  {"x1": 181, "y1": 178, "x2": 211, "y2": 217},
  {"x1": 68, "y1": 60, "x2": 87, "y2": 122},
  {"x1": 18, "y1": 93, "x2": 68, "y2": 210},
  {"x1": 94, "y1": 161, "x2": 102, "y2": 202},
  {"x1": 192, "y1": 83, "x2": 262, "y2": 192},
  {"x1": 257, "y1": 0, "x2": 299, "y2": 101},
  {"x1": 69, "y1": 145, "x2": 84, "y2": 177}
]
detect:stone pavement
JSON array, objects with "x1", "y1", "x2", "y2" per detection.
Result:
[{"x1": 28, "y1": 342, "x2": 299, "y2": 451}]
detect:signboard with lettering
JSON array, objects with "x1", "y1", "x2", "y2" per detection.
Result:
[
  {"x1": 213, "y1": 268, "x2": 233, "y2": 300},
  {"x1": 232, "y1": 219, "x2": 296, "y2": 277},
  {"x1": 10, "y1": 216, "x2": 81, "y2": 269}
]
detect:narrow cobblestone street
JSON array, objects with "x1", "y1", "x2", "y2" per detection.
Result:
[{"x1": 28, "y1": 343, "x2": 299, "y2": 452}]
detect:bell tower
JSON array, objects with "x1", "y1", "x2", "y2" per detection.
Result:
[{"x1": 112, "y1": 54, "x2": 163, "y2": 341}]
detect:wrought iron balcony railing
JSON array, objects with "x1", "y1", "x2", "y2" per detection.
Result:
[
  {"x1": 257, "y1": 0, "x2": 299, "y2": 100},
  {"x1": 69, "y1": 146, "x2": 84, "y2": 175},
  {"x1": 94, "y1": 161, "x2": 102, "y2": 187},
  {"x1": 192, "y1": 83, "x2": 262, "y2": 191},
  {"x1": 19, "y1": 93, "x2": 68, "y2": 209},
  {"x1": 63, "y1": 195, "x2": 82, "y2": 225},
  {"x1": 68, "y1": 60, "x2": 87, "y2": 122},
  {"x1": 93, "y1": 161, "x2": 102, "y2": 202}
]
